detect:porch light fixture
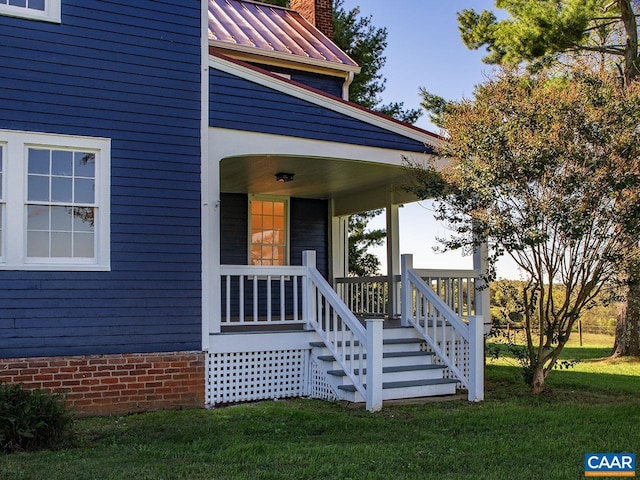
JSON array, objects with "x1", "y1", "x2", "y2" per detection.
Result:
[{"x1": 275, "y1": 172, "x2": 295, "y2": 183}]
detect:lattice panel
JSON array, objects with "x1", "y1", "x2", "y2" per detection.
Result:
[
  {"x1": 309, "y1": 357, "x2": 338, "y2": 401},
  {"x1": 207, "y1": 350, "x2": 306, "y2": 405},
  {"x1": 420, "y1": 338, "x2": 469, "y2": 384}
]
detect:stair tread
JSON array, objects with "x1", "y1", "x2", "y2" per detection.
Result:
[
  {"x1": 327, "y1": 364, "x2": 446, "y2": 376},
  {"x1": 310, "y1": 338, "x2": 424, "y2": 349},
  {"x1": 337, "y1": 378, "x2": 459, "y2": 392},
  {"x1": 317, "y1": 350, "x2": 434, "y2": 362}
]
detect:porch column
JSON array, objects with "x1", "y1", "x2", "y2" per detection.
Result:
[
  {"x1": 473, "y1": 241, "x2": 491, "y2": 332},
  {"x1": 386, "y1": 186, "x2": 400, "y2": 318},
  {"x1": 330, "y1": 207, "x2": 349, "y2": 282}
]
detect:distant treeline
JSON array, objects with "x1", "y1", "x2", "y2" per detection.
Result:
[{"x1": 490, "y1": 280, "x2": 618, "y2": 335}]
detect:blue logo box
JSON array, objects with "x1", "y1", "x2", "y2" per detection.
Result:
[{"x1": 585, "y1": 453, "x2": 636, "y2": 477}]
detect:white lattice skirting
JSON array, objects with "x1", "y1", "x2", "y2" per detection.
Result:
[{"x1": 208, "y1": 349, "x2": 324, "y2": 406}]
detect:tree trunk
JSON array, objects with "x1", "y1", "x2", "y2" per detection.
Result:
[
  {"x1": 612, "y1": 280, "x2": 640, "y2": 357},
  {"x1": 530, "y1": 366, "x2": 546, "y2": 394},
  {"x1": 617, "y1": 0, "x2": 639, "y2": 85}
]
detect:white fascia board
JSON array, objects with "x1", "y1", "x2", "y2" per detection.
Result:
[
  {"x1": 209, "y1": 127, "x2": 438, "y2": 168},
  {"x1": 209, "y1": 55, "x2": 442, "y2": 149}
]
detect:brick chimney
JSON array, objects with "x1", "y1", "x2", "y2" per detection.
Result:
[{"x1": 290, "y1": 0, "x2": 334, "y2": 39}]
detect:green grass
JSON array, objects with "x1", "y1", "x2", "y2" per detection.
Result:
[{"x1": 2, "y1": 342, "x2": 639, "y2": 480}]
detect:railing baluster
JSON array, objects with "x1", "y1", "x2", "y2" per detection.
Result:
[
  {"x1": 293, "y1": 275, "x2": 299, "y2": 322},
  {"x1": 267, "y1": 275, "x2": 272, "y2": 323},
  {"x1": 239, "y1": 275, "x2": 244, "y2": 323}
]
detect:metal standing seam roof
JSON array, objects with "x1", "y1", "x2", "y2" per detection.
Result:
[{"x1": 208, "y1": 0, "x2": 360, "y2": 73}]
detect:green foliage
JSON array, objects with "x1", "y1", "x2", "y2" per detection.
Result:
[
  {"x1": 3, "y1": 363, "x2": 640, "y2": 480},
  {"x1": 348, "y1": 210, "x2": 385, "y2": 276},
  {"x1": 0, "y1": 383, "x2": 73, "y2": 453},
  {"x1": 408, "y1": 67, "x2": 640, "y2": 392},
  {"x1": 457, "y1": 0, "x2": 639, "y2": 84},
  {"x1": 331, "y1": 0, "x2": 421, "y2": 123}
]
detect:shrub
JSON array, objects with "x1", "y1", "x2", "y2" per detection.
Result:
[{"x1": 0, "y1": 383, "x2": 74, "y2": 453}]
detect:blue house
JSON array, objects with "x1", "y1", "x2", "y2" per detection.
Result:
[{"x1": 0, "y1": 0, "x2": 487, "y2": 415}]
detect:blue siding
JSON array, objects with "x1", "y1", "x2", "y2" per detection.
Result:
[
  {"x1": 0, "y1": 1, "x2": 202, "y2": 358},
  {"x1": 210, "y1": 68, "x2": 434, "y2": 153},
  {"x1": 249, "y1": 63, "x2": 344, "y2": 98}
]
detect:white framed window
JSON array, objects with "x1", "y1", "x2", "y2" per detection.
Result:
[
  {"x1": 0, "y1": 0, "x2": 61, "y2": 23},
  {"x1": 0, "y1": 129, "x2": 110, "y2": 271},
  {"x1": 248, "y1": 195, "x2": 289, "y2": 266}
]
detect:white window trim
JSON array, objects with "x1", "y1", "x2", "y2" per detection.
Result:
[
  {"x1": 0, "y1": 129, "x2": 110, "y2": 271},
  {"x1": 248, "y1": 194, "x2": 290, "y2": 266},
  {"x1": 0, "y1": 1, "x2": 61, "y2": 23}
]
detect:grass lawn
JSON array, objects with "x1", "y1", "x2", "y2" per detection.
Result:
[{"x1": 2, "y1": 337, "x2": 638, "y2": 480}]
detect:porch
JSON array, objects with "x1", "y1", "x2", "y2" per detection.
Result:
[{"x1": 206, "y1": 251, "x2": 487, "y2": 411}]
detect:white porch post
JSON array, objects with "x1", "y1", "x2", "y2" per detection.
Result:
[
  {"x1": 468, "y1": 315, "x2": 485, "y2": 401},
  {"x1": 365, "y1": 318, "x2": 384, "y2": 411},
  {"x1": 302, "y1": 250, "x2": 317, "y2": 329},
  {"x1": 473, "y1": 242, "x2": 491, "y2": 332},
  {"x1": 400, "y1": 254, "x2": 413, "y2": 327},
  {"x1": 386, "y1": 186, "x2": 400, "y2": 318},
  {"x1": 330, "y1": 206, "x2": 349, "y2": 282},
  {"x1": 471, "y1": 242, "x2": 488, "y2": 402}
]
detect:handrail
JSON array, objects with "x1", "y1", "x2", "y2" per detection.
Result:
[
  {"x1": 401, "y1": 254, "x2": 484, "y2": 401},
  {"x1": 304, "y1": 252, "x2": 382, "y2": 411}
]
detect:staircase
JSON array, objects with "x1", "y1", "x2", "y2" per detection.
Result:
[{"x1": 310, "y1": 324, "x2": 459, "y2": 403}]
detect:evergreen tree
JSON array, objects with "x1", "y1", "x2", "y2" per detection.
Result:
[{"x1": 422, "y1": 0, "x2": 640, "y2": 357}]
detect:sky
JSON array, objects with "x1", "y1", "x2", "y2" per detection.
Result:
[{"x1": 341, "y1": 0, "x2": 522, "y2": 279}]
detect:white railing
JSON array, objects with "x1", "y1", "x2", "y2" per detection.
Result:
[
  {"x1": 220, "y1": 265, "x2": 308, "y2": 326},
  {"x1": 401, "y1": 255, "x2": 484, "y2": 402},
  {"x1": 336, "y1": 270, "x2": 476, "y2": 320},
  {"x1": 218, "y1": 252, "x2": 383, "y2": 411},
  {"x1": 304, "y1": 252, "x2": 382, "y2": 412},
  {"x1": 413, "y1": 269, "x2": 477, "y2": 319},
  {"x1": 334, "y1": 276, "x2": 390, "y2": 317}
]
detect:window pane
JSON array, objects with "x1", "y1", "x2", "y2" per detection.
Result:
[
  {"x1": 251, "y1": 201, "x2": 262, "y2": 215},
  {"x1": 28, "y1": 149, "x2": 50, "y2": 175},
  {"x1": 73, "y1": 232, "x2": 94, "y2": 257},
  {"x1": 51, "y1": 206, "x2": 72, "y2": 231},
  {"x1": 263, "y1": 201, "x2": 273, "y2": 215},
  {"x1": 28, "y1": 175, "x2": 49, "y2": 202},
  {"x1": 0, "y1": 207, "x2": 3, "y2": 257},
  {"x1": 274, "y1": 202, "x2": 284, "y2": 216},
  {"x1": 27, "y1": 231, "x2": 49, "y2": 257},
  {"x1": 29, "y1": 0, "x2": 45, "y2": 10},
  {"x1": 74, "y1": 178, "x2": 95, "y2": 203},
  {"x1": 73, "y1": 207, "x2": 95, "y2": 232},
  {"x1": 51, "y1": 150, "x2": 73, "y2": 176},
  {"x1": 74, "y1": 152, "x2": 95, "y2": 178},
  {"x1": 9, "y1": 0, "x2": 27, "y2": 8},
  {"x1": 27, "y1": 205, "x2": 49, "y2": 230},
  {"x1": 51, "y1": 232, "x2": 72, "y2": 257},
  {"x1": 51, "y1": 176, "x2": 72, "y2": 203}
]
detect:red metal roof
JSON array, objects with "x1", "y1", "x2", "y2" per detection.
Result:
[{"x1": 208, "y1": 0, "x2": 360, "y2": 73}]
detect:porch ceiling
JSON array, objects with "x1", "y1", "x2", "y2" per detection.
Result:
[{"x1": 220, "y1": 154, "x2": 420, "y2": 210}]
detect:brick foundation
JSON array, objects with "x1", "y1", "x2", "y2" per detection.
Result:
[{"x1": 0, "y1": 351, "x2": 205, "y2": 416}]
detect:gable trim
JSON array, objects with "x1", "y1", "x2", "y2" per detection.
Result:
[{"x1": 209, "y1": 53, "x2": 441, "y2": 149}]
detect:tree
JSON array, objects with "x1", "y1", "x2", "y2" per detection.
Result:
[
  {"x1": 425, "y1": 0, "x2": 640, "y2": 357},
  {"x1": 408, "y1": 68, "x2": 640, "y2": 393},
  {"x1": 457, "y1": 0, "x2": 638, "y2": 85},
  {"x1": 348, "y1": 211, "x2": 385, "y2": 276}
]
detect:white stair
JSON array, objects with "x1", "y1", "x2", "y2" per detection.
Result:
[{"x1": 311, "y1": 325, "x2": 459, "y2": 403}]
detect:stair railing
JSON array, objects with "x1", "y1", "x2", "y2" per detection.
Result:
[
  {"x1": 303, "y1": 251, "x2": 383, "y2": 411},
  {"x1": 401, "y1": 254, "x2": 484, "y2": 402}
]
